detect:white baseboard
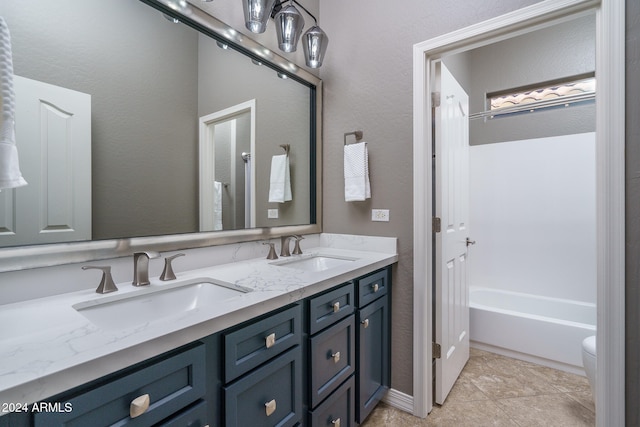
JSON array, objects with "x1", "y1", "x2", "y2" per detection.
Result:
[{"x1": 382, "y1": 388, "x2": 414, "y2": 414}]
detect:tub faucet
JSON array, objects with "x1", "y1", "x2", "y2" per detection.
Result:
[{"x1": 132, "y1": 251, "x2": 160, "y2": 286}]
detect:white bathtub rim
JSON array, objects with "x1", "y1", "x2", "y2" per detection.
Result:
[{"x1": 470, "y1": 286, "x2": 596, "y2": 329}]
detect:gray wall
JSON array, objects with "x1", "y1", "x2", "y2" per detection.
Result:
[
  {"x1": 626, "y1": 0, "x2": 639, "y2": 424},
  {"x1": 2, "y1": 0, "x2": 200, "y2": 239},
  {"x1": 319, "y1": 0, "x2": 543, "y2": 396}
]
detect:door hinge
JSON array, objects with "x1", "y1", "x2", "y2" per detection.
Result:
[
  {"x1": 433, "y1": 342, "x2": 441, "y2": 359},
  {"x1": 431, "y1": 92, "x2": 441, "y2": 108},
  {"x1": 432, "y1": 217, "x2": 441, "y2": 233}
]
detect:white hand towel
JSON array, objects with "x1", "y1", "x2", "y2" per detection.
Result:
[
  {"x1": 344, "y1": 142, "x2": 370, "y2": 202},
  {"x1": 213, "y1": 181, "x2": 223, "y2": 231},
  {"x1": 268, "y1": 154, "x2": 292, "y2": 203},
  {"x1": 0, "y1": 17, "x2": 27, "y2": 190}
]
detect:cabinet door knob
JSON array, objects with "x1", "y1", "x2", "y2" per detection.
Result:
[
  {"x1": 331, "y1": 351, "x2": 341, "y2": 363},
  {"x1": 362, "y1": 318, "x2": 369, "y2": 328},
  {"x1": 265, "y1": 333, "x2": 276, "y2": 349},
  {"x1": 130, "y1": 393, "x2": 150, "y2": 418},
  {"x1": 332, "y1": 418, "x2": 341, "y2": 427},
  {"x1": 372, "y1": 283, "x2": 379, "y2": 292},
  {"x1": 332, "y1": 301, "x2": 340, "y2": 313},
  {"x1": 265, "y1": 399, "x2": 277, "y2": 416}
]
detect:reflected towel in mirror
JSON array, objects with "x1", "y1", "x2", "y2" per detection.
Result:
[
  {"x1": 344, "y1": 141, "x2": 370, "y2": 201},
  {"x1": 269, "y1": 154, "x2": 292, "y2": 203},
  {"x1": 0, "y1": 17, "x2": 27, "y2": 190},
  {"x1": 213, "y1": 181, "x2": 223, "y2": 230}
]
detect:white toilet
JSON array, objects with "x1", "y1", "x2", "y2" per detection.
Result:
[{"x1": 582, "y1": 335, "x2": 597, "y2": 396}]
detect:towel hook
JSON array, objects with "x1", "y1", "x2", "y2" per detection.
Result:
[
  {"x1": 279, "y1": 144, "x2": 290, "y2": 156},
  {"x1": 344, "y1": 131, "x2": 364, "y2": 145}
]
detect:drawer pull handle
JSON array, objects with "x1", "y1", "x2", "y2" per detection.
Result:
[
  {"x1": 265, "y1": 333, "x2": 276, "y2": 349},
  {"x1": 130, "y1": 394, "x2": 150, "y2": 419},
  {"x1": 331, "y1": 351, "x2": 341, "y2": 363},
  {"x1": 332, "y1": 301, "x2": 340, "y2": 313},
  {"x1": 362, "y1": 318, "x2": 369, "y2": 328},
  {"x1": 372, "y1": 283, "x2": 379, "y2": 292},
  {"x1": 265, "y1": 399, "x2": 277, "y2": 416},
  {"x1": 332, "y1": 418, "x2": 341, "y2": 427}
]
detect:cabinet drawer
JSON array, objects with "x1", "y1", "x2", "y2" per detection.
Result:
[
  {"x1": 308, "y1": 283, "x2": 354, "y2": 335},
  {"x1": 157, "y1": 400, "x2": 207, "y2": 427},
  {"x1": 356, "y1": 269, "x2": 388, "y2": 308},
  {"x1": 308, "y1": 376, "x2": 355, "y2": 427},
  {"x1": 224, "y1": 347, "x2": 302, "y2": 427},
  {"x1": 309, "y1": 315, "x2": 356, "y2": 408},
  {"x1": 34, "y1": 344, "x2": 206, "y2": 427},
  {"x1": 224, "y1": 304, "x2": 302, "y2": 382}
]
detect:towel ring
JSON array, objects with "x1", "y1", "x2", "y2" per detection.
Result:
[
  {"x1": 344, "y1": 131, "x2": 364, "y2": 145},
  {"x1": 279, "y1": 144, "x2": 290, "y2": 156}
]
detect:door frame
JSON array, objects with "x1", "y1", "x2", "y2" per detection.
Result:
[{"x1": 412, "y1": 1, "x2": 625, "y2": 425}]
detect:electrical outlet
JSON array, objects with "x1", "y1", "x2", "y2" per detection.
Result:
[
  {"x1": 268, "y1": 209, "x2": 279, "y2": 219},
  {"x1": 372, "y1": 209, "x2": 390, "y2": 222}
]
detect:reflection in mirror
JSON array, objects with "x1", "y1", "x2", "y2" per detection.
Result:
[
  {"x1": 0, "y1": 0, "x2": 321, "y2": 272},
  {"x1": 0, "y1": 0, "x2": 315, "y2": 248}
]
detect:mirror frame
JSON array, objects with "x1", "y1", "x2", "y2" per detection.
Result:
[{"x1": 0, "y1": 0, "x2": 322, "y2": 272}]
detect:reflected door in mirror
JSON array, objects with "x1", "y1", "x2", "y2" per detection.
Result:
[{"x1": 0, "y1": 76, "x2": 91, "y2": 247}]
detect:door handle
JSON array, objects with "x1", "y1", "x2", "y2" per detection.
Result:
[{"x1": 466, "y1": 238, "x2": 476, "y2": 247}]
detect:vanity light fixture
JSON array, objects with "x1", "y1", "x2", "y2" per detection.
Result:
[
  {"x1": 242, "y1": 0, "x2": 328, "y2": 68},
  {"x1": 216, "y1": 41, "x2": 229, "y2": 49},
  {"x1": 277, "y1": 72, "x2": 288, "y2": 79},
  {"x1": 301, "y1": 24, "x2": 328, "y2": 68},
  {"x1": 242, "y1": 0, "x2": 277, "y2": 34},
  {"x1": 274, "y1": 1, "x2": 305, "y2": 53}
]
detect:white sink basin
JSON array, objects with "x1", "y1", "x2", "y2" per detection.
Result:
[
  {"x1": 272, "y1": 254, "x2": 357, "y2": 272},
  {"x1": 73, "y1": 278, "x2": 250, "y2": 330}
]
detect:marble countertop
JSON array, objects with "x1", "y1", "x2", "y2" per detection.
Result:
[{"x1": 0, "y1": 235, "x2": 397, "y2": 406}]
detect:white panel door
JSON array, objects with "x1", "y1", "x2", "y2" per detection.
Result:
[
  {"x1": 0, "y1": 76, "x2": 91, "y2": 246},
  {"x1": 434, "y1": 62, "x2": 471, "y2": 404}
]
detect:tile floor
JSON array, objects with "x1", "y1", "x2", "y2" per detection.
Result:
[{"x1": 362, "y1": 348, "x2": 595, "y2": 427}]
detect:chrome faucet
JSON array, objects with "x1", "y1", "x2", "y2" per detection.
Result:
[{"x1": 132, "y1": 251, "x2": 160, "y2": 286}]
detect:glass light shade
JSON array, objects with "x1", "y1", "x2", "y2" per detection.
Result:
[
  {"x1": 302, "y1": 26, "x2": 328, "y2": 68},
  {"x1": 242, "y1": 0, "x2": 276, "y2": 34},
  {"x1": 274, "y1": 4, "x2": 305, "y2": 53}
]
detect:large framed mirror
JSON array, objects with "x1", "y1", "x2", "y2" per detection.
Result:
[{"x1": 0, "y1": 0, "x2": 322, "y2": 272}]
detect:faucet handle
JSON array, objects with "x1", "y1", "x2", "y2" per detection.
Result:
[
  {"x1": 160, "y1": 253, "x2": 185, "y2": 281},
  {"x1": 292, "y1": 235, "x2": 304, "y2": 255},
  {"x1": 82, "y1": 265, "x2": 118, "y2": 294},
  {"x1": 263, "y1": 243, "x2": 278, "y2": 260}
]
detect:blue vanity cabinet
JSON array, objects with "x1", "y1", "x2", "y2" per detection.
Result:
[
  {"x1": 31, "y1": 343, "x2": 209, "y2": 427},
  {"x1": 306, "y1": 283, "x2": 356, "y2": 426},
  {"x1": 0, "y1": 265, "x2": 394, "y2": 427},
  {"x1": 222, "y1": 303, "x2": 304, "y2": 427},
  {"x1": 355, "y1": 267, "x2": 391, "y2": 424}
]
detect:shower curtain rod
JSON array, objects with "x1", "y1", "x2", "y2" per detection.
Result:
[{"x1": 468, "y1": 91, "x2": 595, "y2": 121}]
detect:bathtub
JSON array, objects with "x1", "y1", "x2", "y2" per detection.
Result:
[{"x1": 469, "y1": 287, "x2": 596, "y2": 374}]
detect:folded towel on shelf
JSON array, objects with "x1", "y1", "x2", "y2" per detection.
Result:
[
  {"x1": 268, "y1": 154, "x2": 292, "y2": 203},
  {"x1": 344, "y1": 141, "x2": 370, "y2": 202},
  {"x1": 213, "y1": 181, "x2": 223, "y2": 231},
  {"x1": 0, "y1": 17, "x2": 27, "y2": 190}
]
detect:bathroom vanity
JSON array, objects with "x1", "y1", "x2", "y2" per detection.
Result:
[{"x1": 0, "y1": 236, "x2": 396, "y2": 426}]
